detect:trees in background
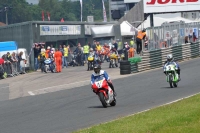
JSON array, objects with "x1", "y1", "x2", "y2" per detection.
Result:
[{"x1": 0, "y1": 0, "x2": 109, "y2": 24}]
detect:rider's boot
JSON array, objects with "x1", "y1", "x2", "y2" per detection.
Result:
[
  {"x1": 108, "y1": 82, "x2": 117, "y2": 96},
  {"x1": 178, "y1": 74, "x2": 181, "y2": 81}
]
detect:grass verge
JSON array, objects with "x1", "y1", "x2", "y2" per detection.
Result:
[{"x1": 74, "y1": 93, "x2": 200, "y2": 133}]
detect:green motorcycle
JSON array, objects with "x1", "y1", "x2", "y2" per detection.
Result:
[{"x1": 164, "y1": 64, "x2": 179, "y2": 88}]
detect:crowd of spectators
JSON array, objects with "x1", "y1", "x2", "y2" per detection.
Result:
[{"x1": 0, "y1": 51, "x2": 26, "y2": 79}]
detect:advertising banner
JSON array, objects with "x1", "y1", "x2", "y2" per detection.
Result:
[
  {"x1": 40, "y1": 25, "x2": 81, "y2": 36},
  {"x1": 143, "y1": 0, "x2": 200, "y2": 13}
]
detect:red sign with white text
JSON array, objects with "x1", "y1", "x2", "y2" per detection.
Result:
[{"x1": 143, "y1": 0, "x2": 200, "y2": 13}]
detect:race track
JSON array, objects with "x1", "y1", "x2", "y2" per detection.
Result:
[{"x1": 0, "y1": 58, "x2": 200, "y2": 133}]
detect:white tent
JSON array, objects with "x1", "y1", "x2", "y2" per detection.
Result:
[{"x1": 120, "y1": 21, "x2": 137, "y2": 36}]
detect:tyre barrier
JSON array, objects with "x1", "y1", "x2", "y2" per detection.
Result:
[
  {"x1": 120, "y1": 60, "x2": 131, "y2": 75},
  {"x1": 130, "y1": 63, "x2": 138, "y2": 73},
  {"x1": 119, "y1": 42, "x2": 200, "y2": 75},
  {"x1": 137, "y1": 42, "x2": 200, "y2": 72}
]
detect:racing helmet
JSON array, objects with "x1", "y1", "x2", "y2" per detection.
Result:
[
  {"x1": 89, "y1": 48, "x2": 93, "y2": 52},
  {"x1": 93, "y1": 64, "x2": 101, "y2": 74},
  {"x1": 167, "y1": 54, "x2": 173, "y2": 62}
]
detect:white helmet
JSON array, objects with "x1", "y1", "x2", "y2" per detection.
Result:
[
  {"x1": 167, "y1": 54, "x2": 173, "y2": 62},
  {"x1": 90, "y1": 48, "x2": 93, "y2": 51}
]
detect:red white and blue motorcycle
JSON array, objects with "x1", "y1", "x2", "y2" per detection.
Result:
[{"x1": 92, "y1": 77, "x2": 116, "y2": 108}]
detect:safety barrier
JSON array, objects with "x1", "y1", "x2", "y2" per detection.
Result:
[
  {"x1": 0, "y1": 60, "x2": 26, "y2": 79},
  {"x1": 146, "y1": 22, "x2": 200, "y2": 51},
  {"x1": 137, "y1": 42, "x2": 200, "y2": 72}
]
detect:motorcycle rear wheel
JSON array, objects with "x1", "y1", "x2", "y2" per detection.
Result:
[
  {"x1": 99, "y1": 92, "x2": 107, "y2": 108},
  {"x1": 173, "y1": 82, "x2": 178, "y2": 87}
]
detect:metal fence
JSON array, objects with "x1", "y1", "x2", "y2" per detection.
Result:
[
  {"x1": 145, "y1": 22, "x2": 200, "y2": 51},
  {"x1": 0, "y1": 60, "x2": 26, "y2": 79}
]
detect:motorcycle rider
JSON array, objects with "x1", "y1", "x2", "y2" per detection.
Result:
[
  {"x1": 88, "y1": 48, "x2": 99, "y2": 65},
  {"x1": 91, "y1": 64, "x2": 116, "y2": 96},
  {"x1": 163, "y1": 54, "x2": 181, "y2": 80}
]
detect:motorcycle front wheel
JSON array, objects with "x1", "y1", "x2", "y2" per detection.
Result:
[
  {"x1": 50, "y1": 64, "x2": 56, "y2": 73},
  {"x1": 44, "y1": 65, "x2": 48, "y2": 73},
  {"x1": 169, "y1": 75, "x2": 173, "y2": 88},
  {"x1": 99, "y1": 92, "x2": 107, "y2": 108}
]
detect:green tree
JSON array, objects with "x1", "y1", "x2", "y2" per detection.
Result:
[{"x1": 0, "y1": 0, "x2": 110, "y2": 24}]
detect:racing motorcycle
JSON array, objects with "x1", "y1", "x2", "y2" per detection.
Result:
[
  {"x1": 92, "y1": 77, "x2": 116, "y2": 108},
  {"x1": 44, "y1": 58, "x2": 56, "y2": 73},
  {"x1": 87, "y1": 53, "x2": 94, "y2": 71},
  {"x1": 164, "y1": 64, "x2": 179, "y2": 88},
  {"x1": 109, "y1": 52, "x2": 118, "y2": 68}
]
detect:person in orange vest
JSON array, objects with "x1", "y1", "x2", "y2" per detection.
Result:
[
  {"x1": 128, "y1": 46, "x2": 136, "y2": 58},
  {"x1": 136, "y1": 29, "x2": 146, "y2": 54},
  {"x1": 54, "y1": 48, "x2": 63, "y2": 72}
]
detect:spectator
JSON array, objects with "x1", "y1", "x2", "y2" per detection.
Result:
[
  {"x1": 91, "y1": 40, "x2": 97, "y2": 51},
  {"x1": 83, "y1": 43, "x2": 89, "y2": 63},
  {"x1": 113, "y1": 40, "x2": 118, "y2": 51},
  {"x1": 77, "y1": 46, "x2": 84, "y2": 66},
  {"x1": 50, "y1": 44, "x2": 55, "y2": 52},
  {"x1": 33, "y1": 43, "x2": 41, "y2": 71},
  {"x1": 74, "y1": 43, "x2": 84, "y2": 66},
  {"x1": 17, "y1": 51, "x2": 25, "y2": 74},
  {"x1": 96, "y1": 42, "x2": 102, "y2": 51},
  {"x1": 136, "y1": 29, "x2": 146, "y2": 54},
  {"x1": 39, "y1": 49, "x2": 46, "y2": 72},
  {"x1": 0, "y1": 57, "x2": 4, "y2": 79},
  {"x1": 185, "y1": 36, "x2": 189, "y2": 44},
  {"x1": 124, "y1": 42, "x2": 130, "y2": 51},
  {"x1": 88, "y1": 42, "x2": 92, "y2": 48},
  {"x1": 128, "y1": 46, "x2": 136, "y2": 58},
  {"x1": 59, "y1": 45, "x2": 64, "y2": 68},
  {"x1": 0, "y1": 57, "x2": 4, "y2": 65},
  {"x1": 11, "y1": 52, "x2": 18, "y2": 75},
  {"x1": 54, "y1": 48, "x2": 63, "y2": 72},
  {"x1": 46, "y1": 46, "x2": 51, "y2": 59},
  {"x1": 63, "y1": 45, "x2": 68, "y2": 68},
  {"x1": 193, "y1": 32, "x2": 197, "y2": 42}
]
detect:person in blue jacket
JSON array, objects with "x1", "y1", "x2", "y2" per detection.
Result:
[{"x1": 91, "y1": 64, "x2": 116, "y2": 96}]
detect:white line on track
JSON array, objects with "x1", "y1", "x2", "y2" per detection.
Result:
[
  {"x1": 97, "y1": 92, "x2": 200, "y2": 127},
  {"x1": 28, "y1": 91, "x2": 35, "y2": 96}
]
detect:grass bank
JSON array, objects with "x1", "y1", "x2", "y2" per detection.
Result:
[{"x1": 74, "y1": 93, "x2": 200, "y2": 133}]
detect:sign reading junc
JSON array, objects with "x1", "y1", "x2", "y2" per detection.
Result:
[
  {"x1": 143, "y1": 0, "x2": 200, "y2": 13},
  {"x1": 40, "y1": 25, "x2": 81, "y2": 36}
]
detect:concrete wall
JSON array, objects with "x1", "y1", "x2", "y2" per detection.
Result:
[{"x1": 118, "y1": 0, "x2": 144, "y2": 28}]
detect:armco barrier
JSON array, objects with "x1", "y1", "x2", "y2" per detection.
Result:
[{"x1": 137, "y1": 42, "x2": 200, "y2": 72}]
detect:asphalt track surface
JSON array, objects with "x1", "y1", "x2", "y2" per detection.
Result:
[{"x1": 0, "y1": 58, "x2": 200, "y2": 133}]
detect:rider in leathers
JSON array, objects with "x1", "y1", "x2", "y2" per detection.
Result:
[
  {"x1": 163, "y1": 54, "x2": 181, "y2": 80},
  {"x1": 91, "y1": 64, "x2": 116, "y2": 96}
]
